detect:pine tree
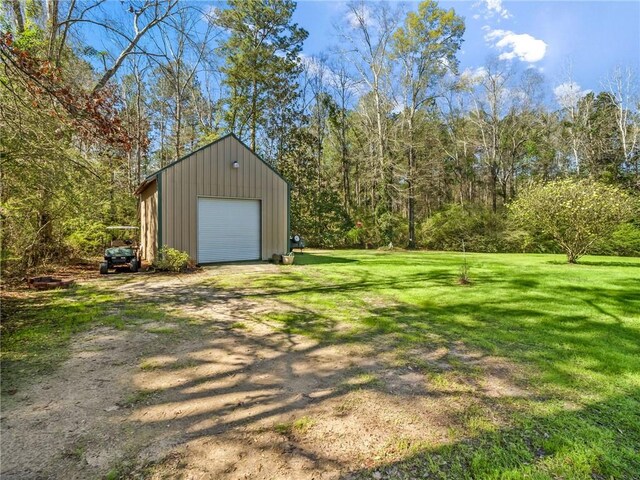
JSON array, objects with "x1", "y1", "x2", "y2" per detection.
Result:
[{"x1": 213, "y1": 0, "x2": 308, "y2": 151}]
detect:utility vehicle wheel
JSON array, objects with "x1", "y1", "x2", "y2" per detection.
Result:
[
  {"x1": 130, "y1": 259, "x2": 139, "y2": 273},
  {"x1": 99, "y1": 262, "x2": 109, "y2": 275}
]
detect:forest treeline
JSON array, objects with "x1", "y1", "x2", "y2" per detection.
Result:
[{"x1": 1, "y1": 0, "x2": 639, "y2": 272}]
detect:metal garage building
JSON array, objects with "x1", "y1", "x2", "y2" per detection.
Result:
[{"x1": 135, "y1": 134, "x2": 290, "y2": 264}]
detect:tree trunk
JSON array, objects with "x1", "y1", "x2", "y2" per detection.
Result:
[
  {"x1": 109, "y1": 156, "x2": 116, "y2": 224},
  {"x1": 160, "y1": 114, "x2": 166, "y2": 168},
  {"x1": 29, "y1": 188, "x2": 55, "y2": 269},
  {"x1": 342, "y1": 137, "x2": 350, "y2": 211},
  {"x1": 10, "y1": 0, "x2": 24, "y2": 33},
  {"x1": 46, "y1": 0, "x2": 59, "y2": 59},
  {"x1": 175, "y1": 91, "x2": 182, "y2": 159},
  {"x1": 251, "y1": 78, "x2": 258, "y2": 150},
  {"x1": 491, "y1": 167, "x2": 498, "y2": 213},
  {"x1": 135, "y1": 70, "x2": 143, "y2": 184},
  {"x1": 373, "y1": 79, "x2": 390, "y2": 214},
  {"x1": 407, "y1": 118, "x2": 416, "y2": 249}
]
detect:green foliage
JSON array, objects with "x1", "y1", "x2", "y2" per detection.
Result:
[
  {"x1": 377, "y1": 211, "x2": 408, "y2": 246},
  {"x1": 342, "y1": 211, "x2": 408, "y2": 249},
  {"x1": 458, "y1": 244, "x2": 471, "y2": 285},
  {"x1": 64, "y1": 220, "x2": 108, "y2": 255},
  {"x1": 213, "y1": 0, "x2": 308, "y2": 149},
  {"x1": 291, "y1": 188, "x2": 351, "y2": 248},
  {"x1": 345, "y1": 227, "x2": 362, "y2": 247},
  {"x1": 0, "y1": 25, "x2": 135, "y2": 273},
  {"x1": 509, "y1": 179, "x2": 636, "y2": 263},
  {"x1": 592, "y1": 222, "x2": 640, "y2": 257},
  {"x1": 418, "y1": 204, "x2": 507, "y2": 252},
  {"x1": 345, "y1": 214, "x2": 381, "y2": 248},
  {"x1": 392, "y1": 0, "x2": 465, "y2": 78},
  {"x1": 502, "y1": 228, "x2": 560, "y2": 254},
  {"x1": 153, "y1": 246, "x2": 192, "y2": 272}
]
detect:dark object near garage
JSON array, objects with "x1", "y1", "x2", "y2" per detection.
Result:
[{"x1": 290, "y1": 234, "x2": 304, "y2": 253}]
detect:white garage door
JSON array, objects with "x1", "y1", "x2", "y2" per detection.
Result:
[{"x1": 197, "y1": 198, "x2": 261, "y2": 263}]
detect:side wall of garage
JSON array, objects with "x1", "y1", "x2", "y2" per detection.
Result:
[
  {"x1": 139, "y1": 180, "x2": 158, "y2": 262},
  {"x1": 157, "y1": 135, "x2": 289, "y2": 262}
]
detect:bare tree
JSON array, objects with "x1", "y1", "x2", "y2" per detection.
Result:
[
  {"x1": 92, "y1": 0, "x2": 180, "y2": 92},
  {"x1": 120, "y1": 56, "x2": 150, "y2": 186},
  {"x1": 469, "y1": 60, "x2": 513, "y2": 211},
  {"x1": 439, "y1": 75, "x2": 477, "y2": 207},
  {"x1": 391, "y1": 0, "x2": 464, "y2": 247},
  {"x1": 554, "y1": 65, "x2": 592, "y2": 176},
  {"x1": 148, "y1": 6, "x2": 216, "y2": 159},
  {"x1": 327, "y1": 61, "x2": 358, "y2": 211},
  {"x1": 300, "y1": 54, "x2": 331, "y2": 188},
  {"x1": 605, "y1": 66, "x2": 640, "y2": 188},
  {"x1": 336, "y1": 1, "x2": 399, "y2": 215}
]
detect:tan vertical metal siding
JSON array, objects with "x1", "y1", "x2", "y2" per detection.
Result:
[
  {"x1": 139, "y1": 181, "x2": 158, "y2": 262},
  {"x1": 150, "y1": 135, "x2": 287, "y2": 262}
]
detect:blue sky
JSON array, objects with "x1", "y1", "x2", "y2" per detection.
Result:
[{"x1": 292, "y1": 0, "x2": 640, "y2": 100}]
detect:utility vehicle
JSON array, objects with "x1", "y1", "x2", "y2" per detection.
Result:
[{"x1": 100, "y1": 226, "x2": 141, "y2": 274}]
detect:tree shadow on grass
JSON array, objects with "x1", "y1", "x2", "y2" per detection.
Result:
[
  {"x1": 117, "y1": 284, "x2": 640, "y2": 478},
  {"x1": 340, "y1": 388, "x2": 640, "y2": 479},
  {"x1": 546, "y1": 259, "x2": 640, "y2": 267},
  {"x1": 233, "y1": 288, "x2": 640, "y2": 478},
  {"x1": 5, "y1": 257, "x2": 640, "y2": 478},
  {"x1": 292, "y1": 253, "x2": 358, "y2": 266},
  {"x1": 578, "y1": 259, "x2": 640, "y2": 267},
  {"x1": 238, "y1": 270, "x2": 457, "y2": 298},
  {"x1": 0, "y1": 284, "x2": 199, "y2": 396},
  {"x1": 112, "y1": 264, "x2": 640, "y2": 393}
]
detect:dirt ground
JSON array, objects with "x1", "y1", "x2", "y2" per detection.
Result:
[{"x1": 1, "y1": 265, "x2": 527, "y2": 479}]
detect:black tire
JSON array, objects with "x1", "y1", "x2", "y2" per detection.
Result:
[
  {"x1": 99, "y1": 262, "x2": 109, "y2": 275},
  {"x1": 130, "y1": 259, "x2": 139, "y2": 273}
]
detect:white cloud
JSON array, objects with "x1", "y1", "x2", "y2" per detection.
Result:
[
  {"x1": 485, "y1": 0, "x2": 511, "y2": 19},
  {"x1": 554, "y1": 82, "x2": 591, "y2": 109},
  {"x1": 484, "y1": 27, "x2": 548, "y2": 63},
  {"x1": 474, "y1": 0, "x2": 511, "y2": 20},
  {"x1": 439, "y1": 56, "x2": 452, "y2": 70}
]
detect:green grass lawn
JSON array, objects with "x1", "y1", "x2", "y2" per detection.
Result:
[
  {"x1": 2, "y1": 250, "x2": 639, "y2": 479},
  {"x1": 212, "y1": 250, "x2": 640, "y2": 479}
]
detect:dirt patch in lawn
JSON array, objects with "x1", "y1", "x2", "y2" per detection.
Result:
[
  {"x1": 1, "y1": 326, "x2": 160, "y2": 479},
  {"x1": 1, "y1": 265, "x2": 529, "y2": 479}
]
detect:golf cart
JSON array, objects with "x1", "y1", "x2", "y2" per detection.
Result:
[{"x1": 100, "y1": 226, "x2": 141, "y2": 274}]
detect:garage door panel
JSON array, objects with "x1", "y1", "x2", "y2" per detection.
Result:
[{"x1": 198, "y1": 198, "x2": 260, "y2": 263}]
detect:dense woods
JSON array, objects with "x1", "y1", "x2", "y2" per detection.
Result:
[{"x1": 1, "y1": 0, "x2": 639, "y2": 273}]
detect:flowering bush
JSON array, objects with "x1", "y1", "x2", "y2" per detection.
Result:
[
  {"x1": 153, "y1": 246, "x2": 192, "y2": 272},
  {"x1": 509, "y1": 179, "x2": 636, "y2": 263}
]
